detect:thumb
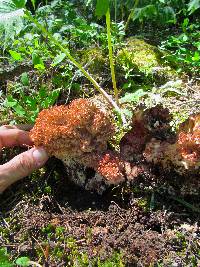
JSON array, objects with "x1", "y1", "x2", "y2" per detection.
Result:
[{"x1": 0, "y1": 147, "x2": 48, "y2": 192}]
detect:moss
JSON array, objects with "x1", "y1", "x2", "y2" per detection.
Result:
[
  {"x1": 77, "y1": 47, "x2": 109, "y2": 81},
  {"x1": 137, "y1": 197, "x2": 149, "y2": 211},
  {"x1": 116, "y1": 37, "x2": 178, "y2": 85}
]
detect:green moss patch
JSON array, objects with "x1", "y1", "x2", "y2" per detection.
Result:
[{"x1": 116, "y1": 37, "x2": 178, "y2": 85}]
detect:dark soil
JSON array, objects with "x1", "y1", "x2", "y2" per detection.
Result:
[{"x1": 0, "y1": 155, "x2": 200, "y2": 266}]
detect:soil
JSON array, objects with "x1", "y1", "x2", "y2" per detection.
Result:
[{"x1": 0, "y1": 152, "x2": 200, "y2": 266}]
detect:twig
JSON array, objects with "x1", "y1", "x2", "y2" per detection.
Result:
[{"x1": 65, "y1": 59, "x2": 94, "y2": 104}]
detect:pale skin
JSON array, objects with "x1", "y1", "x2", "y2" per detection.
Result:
[{"x1": 0, "y1": 125, "x2": 48, "y2": 193}]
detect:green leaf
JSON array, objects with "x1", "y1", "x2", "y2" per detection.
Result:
[
  {"x1": 34, "y1": 64, "x2": 45, "y2": 70},
  {"x1": 32, "y1": 52, "x2": 42, "y2": 65},
  {"x1": 48, "y1": 89, "x2": 60, "y2": 105},
  {"x1": 95, "y1": 0, "x2": 109, "y2": 18},
  {"x1": 182, "y1": 18, "x2": 189, "y2": 31},
  {"x1": 0, "y1": 0, "x2": 25, "y2": 13},
  {"x1": 86, "y1": 0, "x2": 93, "y2": 6},
  {"x1": 15, "y1": 257, "x2": 30, "y2": 266},
  {"x1": 51, "y1": 53, "x2": 66, "y2": 66},
  {"x1": 20, "y1": 72, "x2": 29, "y2": 86},
  {"x1": 187, "y1": 0, "x2": 200, "y2": 14},
  {"x1": 9, "y1": 50, "x2": 22, "y2": 61},
  {"x1": 25, "y1": 96, "x2": 37, "y2": 110},
  {"x1": 162, "y1": 6, "x2": 176, "y2": 24},
  {"x1": 13, "y1": 104, "x2": 26, "y2": 116},
  {"x1": 5, "y1": 95, "x2": 18, "y2": 107},
  {"x1": 119, "y1": 89, "x2": 147, "y2": 104},
  {"x1": 182, "y1": 34, "x2": 188, "y2": 42},
  {"x1": 196, "y1": 42, "x2": 200, "y2": 50},
  {"x1": 12, "y1": 0, "x2": 26, "y2": 8},
  {"x1": 32, "y1": 52, "x2": 45, "y2": 69},
  {"x1": 192, "y1": 51, "x2": 200, "y2": 61},
  {"x1": 132, "y1": 5, "x2": 157, "y2": 22},
  {"x1": 0, "y1": 0, "x2": 26, "y2": 46},
  {"x1": 42, "y1": 89, "x2": 60, "y2": 108},
  {"x1": 30, "y1": 0, "x2": 36, "y2": 10},
  {"x1": 38, "y1": 86, "x2": 47, "y2": 99}
]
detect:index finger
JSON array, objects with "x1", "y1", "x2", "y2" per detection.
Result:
[{"x1": 0, "y1": 129, "x2": 33, "y2": 149}]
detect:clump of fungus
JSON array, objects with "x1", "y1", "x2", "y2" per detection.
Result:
[
  {"x1": 143, "y1": 113, "x2": 200, "y2": 173},
  {"x1": 31, "y1": 99, "x2": 128, "y2": 186},
  {"x1": 177, "y1": 114, "x2": 200, "y2": 170},
  {"x1": 31, "y1": 99, "x2": 199, "y2": 193},
  {"x1": 120, "y1": 106, "x2": 199, "y2": 175},
  {"x1": 120, "y1": 105, "x2": 173, "y2": 161},
  {"x1": 30, "y1": 98, "x2": 115, "y2": 164}
]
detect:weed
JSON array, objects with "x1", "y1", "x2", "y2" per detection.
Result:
[
  {"x1": 3, "y1": 80, "x2": 60, "y2": 123},
  {"x1": 160, "y1": 19, "x2": 200, "y2": 75}
]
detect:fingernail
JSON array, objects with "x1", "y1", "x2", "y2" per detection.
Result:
[{"x1": 33, "y1": 148, "x2": 48, "y2": 166}]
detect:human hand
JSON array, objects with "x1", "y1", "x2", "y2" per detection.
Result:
[{"x1": 0, "y1": 125, "x2": 48, "y2": 193}]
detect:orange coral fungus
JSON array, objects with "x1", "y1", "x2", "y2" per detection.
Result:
[
  {"x1": 95, "y1": 151, "x2": 125, "y2": 184},
  {"x1": 87, "y1": 150, "x2": 146, "y2": 184},
  {"x1": 177, "y1": 114, "x2": 200, "y2": 168},
  {"x1": 31, "y1": 99, "x2": 200, "y2": 191},
  {"x1": 144, "y1": 113, "x2": 200, "y2": 173},
  {"x1": 30, "y1": 99, "x2": 130, "y2": 186},
  {"x1": 30, "y1": 99, "x2": 115, "y2": 161}
]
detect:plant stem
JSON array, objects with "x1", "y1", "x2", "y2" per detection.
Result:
[
  {"x1": 125, "y1": 0, "x2": 139, "y2": 32},
  {"x1": 25, "y1": 11, "x2": 126, "y2": 124},
  {"x1": 114, "y1": 0, "x2": 117, "y2": 23},
  {"x1": 106, "y1": 9, "x2": 119, "y2": 105},
  {"x1": 170, "y1": 195, "x2": 200, "y2": 213}
]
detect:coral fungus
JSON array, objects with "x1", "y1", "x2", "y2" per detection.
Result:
[
  {"x1": 120, "y1": 105, "x2": 172, "y2": 161},
  {"x1": 95, "y1": 151, "x2": 125, "y2": 184},
  {"x1": 30, "y1": 98, "x2": 114, "y2": 163},
  {"x1": 120, "y1": 105, "x2": 199, "y2": 175},
  {"x1": 177, "y1": 114, "x2": 200, "y2": 169},
  {"x1": 31, "y1": 99, "x2": 199, "y2": 193},
  {"x1": 143, "y1": 113, "x2": 200, "y2": 173},
  {"x1": 31, "y1": 98, "x2": 128, "y2": 186}
]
